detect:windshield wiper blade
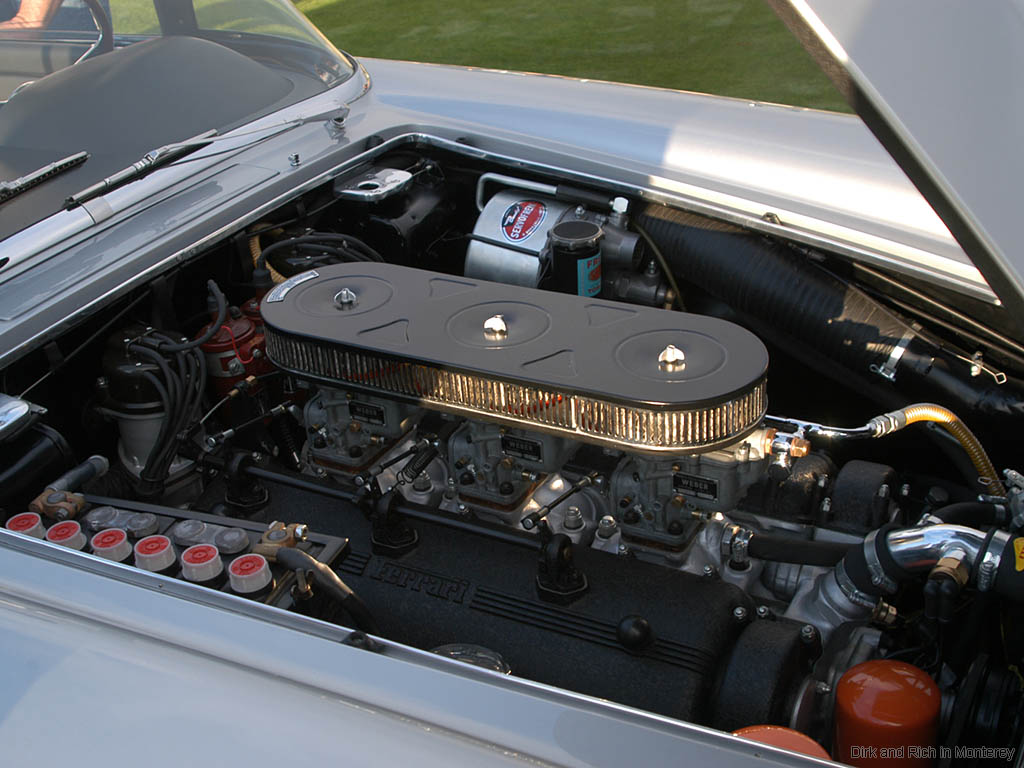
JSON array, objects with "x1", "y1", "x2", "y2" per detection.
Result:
[
  {"x1": 0, "y1": 151, "x2": 89, "y2": 205},
  {"x1": 61, "y1": 105, "x2": 349, "y2": 211},
  {"x1": 64, "y1": 132, "x2": 217, "y2": 210}
]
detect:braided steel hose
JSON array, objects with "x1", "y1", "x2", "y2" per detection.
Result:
[{"x1": 866, "y1": 403, "x2": 1005, "y2": 495}]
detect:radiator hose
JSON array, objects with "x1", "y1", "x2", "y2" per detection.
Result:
[{"x1": 636, "y1": 207, "x2": 1024, "y2": 423}]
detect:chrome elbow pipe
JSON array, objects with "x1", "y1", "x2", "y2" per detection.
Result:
[{"x1": 886, "y1": 524, "x2": 994, "y2": 573}]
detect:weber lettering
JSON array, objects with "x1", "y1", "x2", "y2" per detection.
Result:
[
  {"x1": 501, "y1": 434, "x2": 544, "y2": 462},
  {"x1": 349, "y1": 400, "x2": 386, "y2": 425},
  {"x1": 674, "y1": 472, "x2": 719, "y2": 501}
]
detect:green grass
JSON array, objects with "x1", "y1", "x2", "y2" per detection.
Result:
[{"x1": 295, "y1": 0, "x2": 849, "y2": 112}]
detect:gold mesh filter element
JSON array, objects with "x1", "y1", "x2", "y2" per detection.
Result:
[
  {"x1": 265, "y1": 331, "x2": 767, "y2": 454},
  {"x1": 260, "y1": 264, "x2": 769, "y2": 454}
]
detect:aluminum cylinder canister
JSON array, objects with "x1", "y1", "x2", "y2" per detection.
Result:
[
  {"x1": 834, "y1": 660, "x2": 940, "y2": 766},
  {"x1": 465, "y1": 189, "x2": 574, "y2": 287}
]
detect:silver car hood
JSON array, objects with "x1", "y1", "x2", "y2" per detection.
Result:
[{"x1": 772, "y1": 0, "x2": 1024, "y2": 322}]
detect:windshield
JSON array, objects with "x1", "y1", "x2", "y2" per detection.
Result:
[
  {"x1": 0, "y1": 0, "x2": 352, "y2": 87},
  {"x1": 0, "y1": 0, "x2": 355, "y2": 242}
]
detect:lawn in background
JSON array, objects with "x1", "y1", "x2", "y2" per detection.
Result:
[{"x1": 296, "y1": 0, "x2": 849, "y2": 112}]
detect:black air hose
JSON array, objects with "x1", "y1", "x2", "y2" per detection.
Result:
[
  {"x1": 154, "y1": 281, "x2": 227, "y2": 353},
  {"x1": 931, "y1": 501, "x2": 1007, "y2": 527},
  {"x1": 746, "y1": 533, "x2": 852, "y2": 566},
  {"x1": 636, "y1": 207, "x2": 1024, "y2": 420}
]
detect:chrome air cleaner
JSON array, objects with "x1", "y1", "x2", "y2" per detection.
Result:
[{"x1": 261, "y1": 263, "x2": 768, "y2": 454}]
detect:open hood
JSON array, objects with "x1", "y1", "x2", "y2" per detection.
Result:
[{"x1": 770, "y1": 0, "x2": 1024, "y2": 327}]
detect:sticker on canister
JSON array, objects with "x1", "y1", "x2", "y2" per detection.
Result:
[
  {"x1": 501, "y1": 200, "x2": 547, "y2": 242},
  {"x1": 577, "y1": 253, "x2": 602, "y2": 297},
  {"x1": 1014, "y1": 537, "x2": 1024, "y2": 571}
]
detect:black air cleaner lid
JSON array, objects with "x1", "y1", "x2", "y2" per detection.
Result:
[{"x1": 260, "y1": 263, "x2": 767, "y2": 409}]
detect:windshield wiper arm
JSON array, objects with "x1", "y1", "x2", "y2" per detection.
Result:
[
  {"x1": 0, "y1": 152, "x2": 89, "y2": 206},
  {"x1": 64, "y1": 131, "x2": 217, "y2": 210},
  {"x1": 61, "y1": 104, "x2": 350, "y2": 211}
]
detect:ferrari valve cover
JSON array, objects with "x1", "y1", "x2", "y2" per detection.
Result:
[{"x1": 261, "y1": 263, "x2": 768, "y2": 453}]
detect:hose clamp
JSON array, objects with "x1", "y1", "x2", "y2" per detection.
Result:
[
  {"x1": 835, "y1": 560, "x2": 878, "y2": 608},
  {"x1": 864, "y1": 529, "x2": 898, "y2": 594},
  {"x1": 977, "y1": 529, "x2": 1011, "y2": 592},
  {"x1": 730, "y1": 528, "x2": 753, "y2": 570},
  {"x1": 720, "y1": 524, "x2": 743, "y2": 560},
  {"x1": 870, "y1": 325, "x2": 918, "y2": 383}
]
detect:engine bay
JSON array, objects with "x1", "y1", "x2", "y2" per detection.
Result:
[{"x1": 3, "y1": 144, "x2": 1023, "y2": 763}]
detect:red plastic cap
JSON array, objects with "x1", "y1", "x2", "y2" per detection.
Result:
[
  {"x1": 7, "y1": 512, "x2": 45, "y2": 538},
  {"x1": 228, "y1": 553, "x2": 272, "y2": 593},
  {"x1": 834, "y1": 660, "x2": 940, "y2": 766},
  {"x1": 134, "y1": 535, "x2": 176, "y2": 572},
  {"x1": 45, "y1": 521, "x2": 86, "y2": 550},
  {"x1": 181, "y1": 544, "x2": 223, "y2": 583},
  {"x1": 733, "y1": 725, "x2": 830, "y2": 760},
  {"x1": 90, "y1": 528, "x2": 132, "y2": 561},
  {"x1": 183, "y1": 544, "x2": 218, "y2": 565}
]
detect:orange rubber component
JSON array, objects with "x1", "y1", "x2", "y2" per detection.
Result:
[
  {"x1": 834, "y1": 660, "x2": 940, "y2": 766},
  {"x1": 733, "y1": 725, "x2": 830, "y2": 760}
]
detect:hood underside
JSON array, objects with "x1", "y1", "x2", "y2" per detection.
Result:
[{"x1": 769, "y1": 0, "x2": 1024, "y2": 331}]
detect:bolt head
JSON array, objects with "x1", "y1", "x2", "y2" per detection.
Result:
[
  {"x1": 732, "y1": 606, "x2": 748, "y2": 621},
  {"x1": 702, "y1": 564, "x2": 716, "y2": 578},
  {"x1": 756, "y1": 605, "x2": 770, "y2": 619},
  {"x1": 617, "y1": 543, "x2": 630, "y2": 556},
  {"x1": 483, "y1": 314, "x2": 508, "y2": 340},
  {"x1": 597, "y1": 515, "x2": 617, "y2": 538},
  {"x1": 334, "y1": 287, "x2": 358, "y2": 309},
  {"x1": 657, "y1": 344, "x2": 686, "y2": 371}
]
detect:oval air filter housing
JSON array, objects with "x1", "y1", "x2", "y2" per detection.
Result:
[{"x1": 261, "y1": 263, "x2": 768, "y2": 454}]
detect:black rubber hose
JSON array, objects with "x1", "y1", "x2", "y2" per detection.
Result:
[
  {"x1": 257, "y1": 235, "x2": 383, "y2": 271},
  {"x1": 931, "y1": 502, "x2": 1007, "y2": 527},
  {"x1": 155, "y1": 281, "x2": 226, "y2": 353},
  {"x1": 995, "y1": 535, "x2": 1024, "y2": 601},
  {"x1": 293, "y1": 243, "x2": 371, "y2": 263},
  {"x1": 138, "y1": 371, "x2": 173, "y2": 483},
  {"x1": 0, "y1": 426, "x2": 73, "y2": 503},
  {"x1": 637, "y1": 207, "x2": 1024, "y2": 420},
  {"x1": 274, "y1": 547, "x2": 379, "y2": 634},
  {"x1": 747, "y1": 532, "x2": 853, "y2": 566},
  {"x1": 49, "y1": 455, "x2": 109, "y2": 492}
]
